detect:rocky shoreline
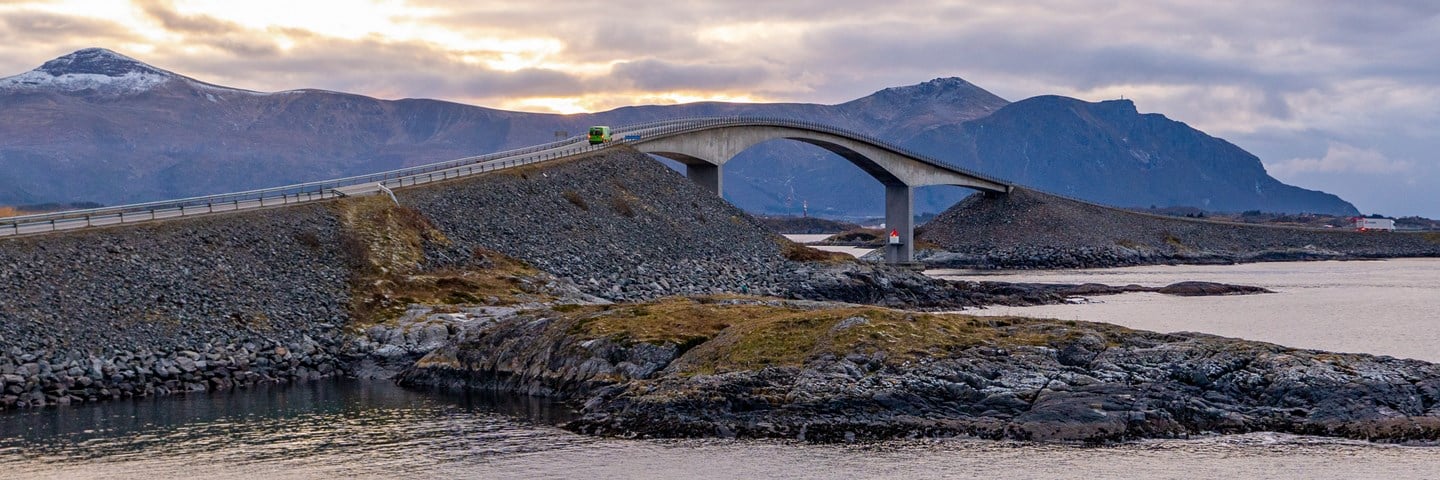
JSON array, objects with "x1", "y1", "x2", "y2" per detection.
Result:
[
  {"x1": 397, "y1": 298, "x2": 1440, "y2": 444},
  {"x1": 0, "y1": 332, "x2": 348, "y2": 409}
]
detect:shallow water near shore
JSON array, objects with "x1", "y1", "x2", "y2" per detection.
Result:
[
  {"x1": 934, "y1": 258, "x2": 1440, "y2": 362},
  {"x1": 5, "y1": 258, "x2": 1440, "y2": 478},
  {"x1": 5, "y1": 379, "x2": 1440, "y2": 479}
]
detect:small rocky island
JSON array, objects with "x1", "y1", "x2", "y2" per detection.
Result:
[{"x1": 392, "y1": 291, "x2": 1440, "y2": 443}]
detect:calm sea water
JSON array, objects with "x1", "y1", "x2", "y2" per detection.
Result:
[
  {"x1": 5, "y1": 259, "x2": 1440, "y2": 478},
  {"x1": 934, "y1": 258, "x2": 1440, "y2": 362}
]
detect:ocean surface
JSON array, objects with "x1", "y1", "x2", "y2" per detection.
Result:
[
  {"x1": 5, "y1": 259, "x2": 1440, "y2": 478},
  {"x1": 933, "y1": 258, "x2": 1440, "y2": 362}
]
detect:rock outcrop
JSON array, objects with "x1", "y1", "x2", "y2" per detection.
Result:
[
  {"x1": 399, "y1": 300, "x2": 1440, "y2": 443},
  {"x1": 915, "y1": 188, "x2": 1440, "y2": 269}
]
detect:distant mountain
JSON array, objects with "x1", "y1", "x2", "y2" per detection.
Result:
[
  {"x1": 0, "y1": 48, "x2": 561, "y2": 205},
  {"x1": 0, "y1": 48, "x2": 1357, "y2": 217},
  {"x1": 906, "y1": 96, "x2": 1357, "y2": 215}
]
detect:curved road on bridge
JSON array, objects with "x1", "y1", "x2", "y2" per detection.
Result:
[{"x1": 0, "y1": 117, "x2": 1014, "y2": 261}]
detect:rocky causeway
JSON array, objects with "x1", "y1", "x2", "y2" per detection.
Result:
[{"x1": 5, "y1": 147, "x2": 1440, "y2": 444}]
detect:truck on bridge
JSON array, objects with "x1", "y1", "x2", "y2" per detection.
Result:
[{"x1": 588, "y1": 126, "x2": 612, "y2": 145}]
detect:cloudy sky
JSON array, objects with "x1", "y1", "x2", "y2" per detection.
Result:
[{"x1": 1, "y1": 0, "x2": 1436, "y2": 216}]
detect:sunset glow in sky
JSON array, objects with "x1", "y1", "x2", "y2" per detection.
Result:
[{"x1": 1, "y1": 0, "x2": 1437, "y2": 216}]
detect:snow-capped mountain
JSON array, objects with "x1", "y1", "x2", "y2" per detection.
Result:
[{"x1": 0, "y1": 48, "x2": 176, "y2": 95}]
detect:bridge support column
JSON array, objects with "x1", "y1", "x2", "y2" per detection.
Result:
[
  {"x1": 884, "y1": 184, "x2": 913, "y2": 264},
  {"x1": 686, "y1": 163, "x2": 723, "y2": 196}
]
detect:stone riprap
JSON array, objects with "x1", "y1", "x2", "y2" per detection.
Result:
[
  {"x1": 403, "y1": 148, "x2": 796, "y2": 301},
  {"x1": 396, "y1": 147, "x2": 1039, "y2": 309},
  {"x1": 916, "y1": 188, "x2": 1440, "y2": 269},
  {"x1": 0, "y1": 205, "x2": 352, "y2": 408}
]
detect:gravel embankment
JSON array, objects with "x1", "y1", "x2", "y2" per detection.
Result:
[
  {"x1": 402, "y1": 149, "x2": 795, "y2": 300},
  {"x1": 917, "y1": 188, "x2": 1440, "y2": 268},
  {"x1": 397, "y1": 148, "x2": 1029, "y2": 309},
  {"x1": 0, "y1": 205, "x2": 353, "y2": 409}
]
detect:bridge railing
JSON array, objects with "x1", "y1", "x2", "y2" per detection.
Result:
[
  {"x1": 0, "y1": 116, "x2": 1015, "y2": 238},
  {"x1": 0, "y1": 134, "x2": 588, "y2": 236},
  {"x1": 612, "y1": 115, "x2": 1016, "y2": 188}
]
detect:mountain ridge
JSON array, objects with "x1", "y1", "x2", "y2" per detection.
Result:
[
  {"x1": 906, "y1": 95, "x2": 1356, "y2": 214},
  {"x1": 0, "y1": 48, "x2": 1358, "y2": 216}
]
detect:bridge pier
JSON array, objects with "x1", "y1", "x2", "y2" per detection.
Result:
[
  {"x1": 884, "y1": 184, "x2": 913, "y2": 264},
  {"x1": 631, "y1": 121, "x2": 1012, "y2": 266},
  {"x1": 686, "y1": 163, "x2": 723, "y2": 196}
]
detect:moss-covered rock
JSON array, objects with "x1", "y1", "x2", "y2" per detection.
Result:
[{"x1": 399, "y1": 297, "x2": 1440, "y2": 444}]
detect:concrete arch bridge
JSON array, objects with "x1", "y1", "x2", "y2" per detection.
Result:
[
  {"x1": 0, "y1": 117, "x2": 1013, "y2": 263},
  {"x1": 623, "y1": 118, "x2": 1013, "y2": 263}
]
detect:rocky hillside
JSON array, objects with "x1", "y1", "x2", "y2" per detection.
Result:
[
  {"x1": 1, "y1": 48, "x2": 1353, "y2": 218},
  {"x1": 917, "y1": 188, "x2": 1439, "y2": 268}
]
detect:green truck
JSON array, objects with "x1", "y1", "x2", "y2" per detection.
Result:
[{"x1": 588, "y1": 126, "x2": 612, "y2": 145}]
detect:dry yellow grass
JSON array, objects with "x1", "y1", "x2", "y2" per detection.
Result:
[
  {"x1": 778, "y1": 239, "x2": 854, "y2": 263},
  {"x1": 565, "y1": 297, "x2": 1127, "y2": 375},
  {"x1": 335, "y1": 197, "x2": 554, "y2": 326},
  {"x1": 337, "y1": 196, "x2": 448, "y2": 275}
]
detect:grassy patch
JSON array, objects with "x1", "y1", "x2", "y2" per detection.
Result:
[
  {"x1": 563, "y1": 191, "x2": 589, "y2": 211},
  {"x1": 350, "y1": 262, "x2": 550, "y2": 326},
  {"x1": 1162, "y1": 231, "x2": 1189, "y2": 251},
  {"x1": 560, "y1": 297, "x2": 1128, "y2": 375},
  {"x1": 777, "y1": 238, "x2": 854, "y2": 263},
  {"x1": 294, "y1": 230, "x2": 323, "y2": 249},
  {"x1": 337, "y1": 198, "x2": 552, "y2": 326},
  {"x1": 829, "y1": 228, "x2": 885, "y2": 244},
  {"x1": 611, "y1": 194, "x2": 637, "y2": 218},
  {"x1": 336, "y1": 196, "x2": 447, "y2": 275}
]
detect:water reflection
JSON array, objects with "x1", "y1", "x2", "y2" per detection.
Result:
[
  {"x1": 0, "y1": 380, "x2": 582, "y2": 475},
  {"x1": 5, "y1": 377, "x2": 1440, "y2": 479}
]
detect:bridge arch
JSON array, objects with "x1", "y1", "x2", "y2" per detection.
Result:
[{"x1": 627, "y1": 122, "x2": 1011, "y2": 264}]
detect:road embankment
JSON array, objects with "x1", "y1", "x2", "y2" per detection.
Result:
[{"x1": 0, "y1": 204, "x2": 353, "y2": 409}]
